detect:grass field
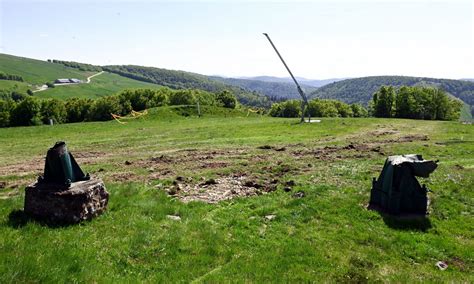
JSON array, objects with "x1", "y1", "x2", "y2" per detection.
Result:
[
  {"x1": 0, "y1": 106, "x2": 472, "y2": 282},
  {"x1": 0, "y1": 53, "x2": 94, "y2": 85},
  {"x1": 34, "y1": 72, "x2": 163, "y2": 100},
  {"x1": 0, "y1": 80, "x2": 31, "y2": 94}
]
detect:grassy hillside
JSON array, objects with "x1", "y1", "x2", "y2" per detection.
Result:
[
  {"x1": 34, "y1": 72, "x2": 163, "y2": 100},
  {"x1": 0, "y1": 80, "x2": 31, "y2": 95},
  {"x1": 311, "y1": 76, "x2": 474, "y2": 106},
  {"x1": 0, "y1": 110, "x2": 472, "y2": 282},
  {"x1": 103, "y1": 65, "x2": 272, "y2": 107},
  {"x1": 0, "y1": 53, "x2": 94, "y2": 85}
]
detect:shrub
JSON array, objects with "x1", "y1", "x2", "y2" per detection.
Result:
[
  {"x1": 87, "y1": 96, "x2": 123, "y2": 121},
  {"x1": 269, "y1": 100, "x2": 301, "y2": 117},
  {"x1": 169, "y1": 90, "x2": 195, "y2": 105},
  {"x1": 10, "y1": 97, "x2": 42, "y2": 126},
  {"x1": 306, "y1": 100, "x2": 339, "y2": 117},
  {"x1": 41, "y1": 99, "x2": 67, "y2": 124},
  {"x1": 65, "y1": 98, "x2": 93, "y2": 123},
  {"x1": 216, "y1": 90, "x2": 237, "y2": 109},
  {"x1": 0, "y1": 99, "x2": 14, "y2": 127},
  {"x1": 351, "y1": 104, "x2": 368, "y2": 117}
]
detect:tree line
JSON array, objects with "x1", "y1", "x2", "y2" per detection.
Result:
[
  {"x1": 310, "y1": 76, "x2": 474, "y2": 108},
  {"x1": 371, "y1": 86, "x2": 461, "y2": 120},
  {"x1": 48, "y1": 59, "x2": 103, "y2": 72},
  {"x1": 0, "y1": 72, "x2": 23, "y2": 82},
  {"x1": 270, "y1": 99, "x2": 368, "y2": 118},
  {"x1": 103, "y1": 65, "x2": 272, "y2": 108},
  {"x1": 0, "y1": 88, "x2": 237, "y2": 127}
]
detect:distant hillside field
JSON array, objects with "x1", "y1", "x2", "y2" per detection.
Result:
[
  {"x1": 35, "y1": 72, "x2": 163, "y2": 100},
  {"x1": 0, "y1": 53, "x2": 94, "y2": 85},
  {"x1": 103, "y1": 65, "x2": 271, "y2": 107},
  {"x1": 244, "y1": 76, "x2": 347, "y2": 88},
  {"x1": 0, "y1": 80, "x2": 31, "y2": 94},
  {"x1": 210, "y1": 76, "x2": 317, "y2": 100},
  {"x1": 310, "y1": 76, "x2": 474, "y2": 106}
]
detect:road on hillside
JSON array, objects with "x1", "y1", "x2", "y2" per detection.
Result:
[{"x1": 32, "y1": 71, "x2": 104, "y2": 93}]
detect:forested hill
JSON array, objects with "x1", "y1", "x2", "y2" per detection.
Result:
[
  {"x1": 209, "y1": 76, "x2": 317, "y2": 100},
  {"x1": 310, "y1": 76, "x2": 474, "y2": 106},
  {"x1": 102, "y1": 65, "x2": 270, "y2": 107}
]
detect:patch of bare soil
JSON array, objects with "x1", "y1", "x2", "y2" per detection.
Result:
[
  {"x1": 167, "y1": 174, "x2": 276, "y2": 203},
  {"x1": 107, "y1": 171, "x2": 138, "y2": 183},
  {"x1": 0, "y1": 151, "x2": 109, "y2": 179},
  {"x1": 291, "y1": 134, "x2": 429, "y2": 161},
  {"x1": 73, "y1": 151, "x2": 109, "y2": 164},
  {"x1": 0, "y1": 157, "x2": 43, "y2": 177}
]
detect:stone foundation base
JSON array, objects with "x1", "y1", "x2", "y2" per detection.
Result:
[{"x1": 24, "y1": 177, "x2": 109, "y2": 224}]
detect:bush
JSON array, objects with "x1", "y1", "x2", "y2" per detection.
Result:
[
  {"x1": 269, "y1": 100, "x2": 301, "y2": 117},
  {"x1": 351, "y1": 104, "x2": 368, "y2": 117},
  {"x1": 306, "y1": 100, "x2": 339, "y2": 117},
  {"x1": 332, "y1": 100, "x2": 353, "y2": 117},
  {"x1": 46, "y1": 82, "x2": 55, "y2": 88},
  {"x1": 169, "y1": 90, "x2": 195, "y2": 105},
  {"x1": 41, "y1": 99, "x2": 67, "y2": 124},
  {"x1": 10, "y1": 97, "x2": 42, "y2": 126},
  {"x1": 216, "y1": 90, "x2": 237, "y2": 109},
  {"x1": 151, "y1": 89, "x2": 170, "y2": 107},
  {"x1": 0, "y1": 99, "x2": 14, "y2": 127},
  {"x1": 65, "y1": 98, "x2": 93, "y2": 123},
  {"x1": 87, "y1": 96, "x2": 123, "y2": 121}
]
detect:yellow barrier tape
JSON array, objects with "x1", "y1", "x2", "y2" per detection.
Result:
[{"x1": 111, "y1": 109, "x2": 148, "y2": 124}]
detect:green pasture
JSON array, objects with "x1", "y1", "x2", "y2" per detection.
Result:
[
  {"x1": 0, "y1": 107, "x2": 472, "y2": 282},
  {"x1": 34, "y1": 72, "x2": 162, "y2": 100}
]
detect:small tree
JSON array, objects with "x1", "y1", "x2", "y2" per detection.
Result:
[{"x1": 216, "y1": 90, "x2": 237, "y2": 109}]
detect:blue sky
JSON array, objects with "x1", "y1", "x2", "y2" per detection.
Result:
[{"x1": 1, "y1": 0, "x2": 473, "y2": 79}]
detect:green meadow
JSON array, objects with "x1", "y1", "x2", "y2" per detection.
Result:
[
  {"x1": 0, "y1": 53, "x2": 93, "y2": 85},
  {"x1": 0, "y1": 107, "x2": 472, "y2": 282},
  {"x1": 35, "y1": 72, "x2": 163, "y2": 100}
]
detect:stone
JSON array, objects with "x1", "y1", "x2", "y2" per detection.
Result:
[
  {"x1": 436, "y1": 261, "x2": 448, "y2": 271},
  {"x1": 265, "y1": 214, "x2": 276, "y2": 221},
  {"x1": 166, "y1": 215, "x2": 181, "y2": 221},
  {"x1": 292, "y1": 191, "x2": 305, "y2": 198},
  {"x1": 24, "y1": 177, "x2": 109, "y2": 224}
]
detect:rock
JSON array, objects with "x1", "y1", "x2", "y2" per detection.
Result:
[
  {"x1": 24, "y1": 177, "x2": 108, "y2": 224},
  {"x1": 436, "y1": 261, "x2": 448, "y2": 271},
  {"x1": 124, "y1": 160, "x2": 132, "y2": 165},
  {"x1": 166, "y1": 215, "x2": 181, "y2": 221},
  {"x1": 283, "y1": 186, "x2": 292, "y2": 192},
  {"x1": 265, "y1": 214, "x2": 276, "y2": 221},
  {"x1": 0, "y1": 181, "x2": 6, "y2": 189},
  {"x1": 292, "y1": 191, "x2": 305, "y2": 198}
]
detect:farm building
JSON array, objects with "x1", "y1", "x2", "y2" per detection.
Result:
[{"x1": 54, "y1": 78, "x2": 82, "y2": 84}]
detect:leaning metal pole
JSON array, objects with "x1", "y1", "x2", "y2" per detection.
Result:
[{"x1": 263, "y1": 33, "x2": 310, "y2": 123}]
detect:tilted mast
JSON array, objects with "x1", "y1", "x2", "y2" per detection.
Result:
[{"x1": 263, "y1": 33, "x2": 310, "y2": 123}]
